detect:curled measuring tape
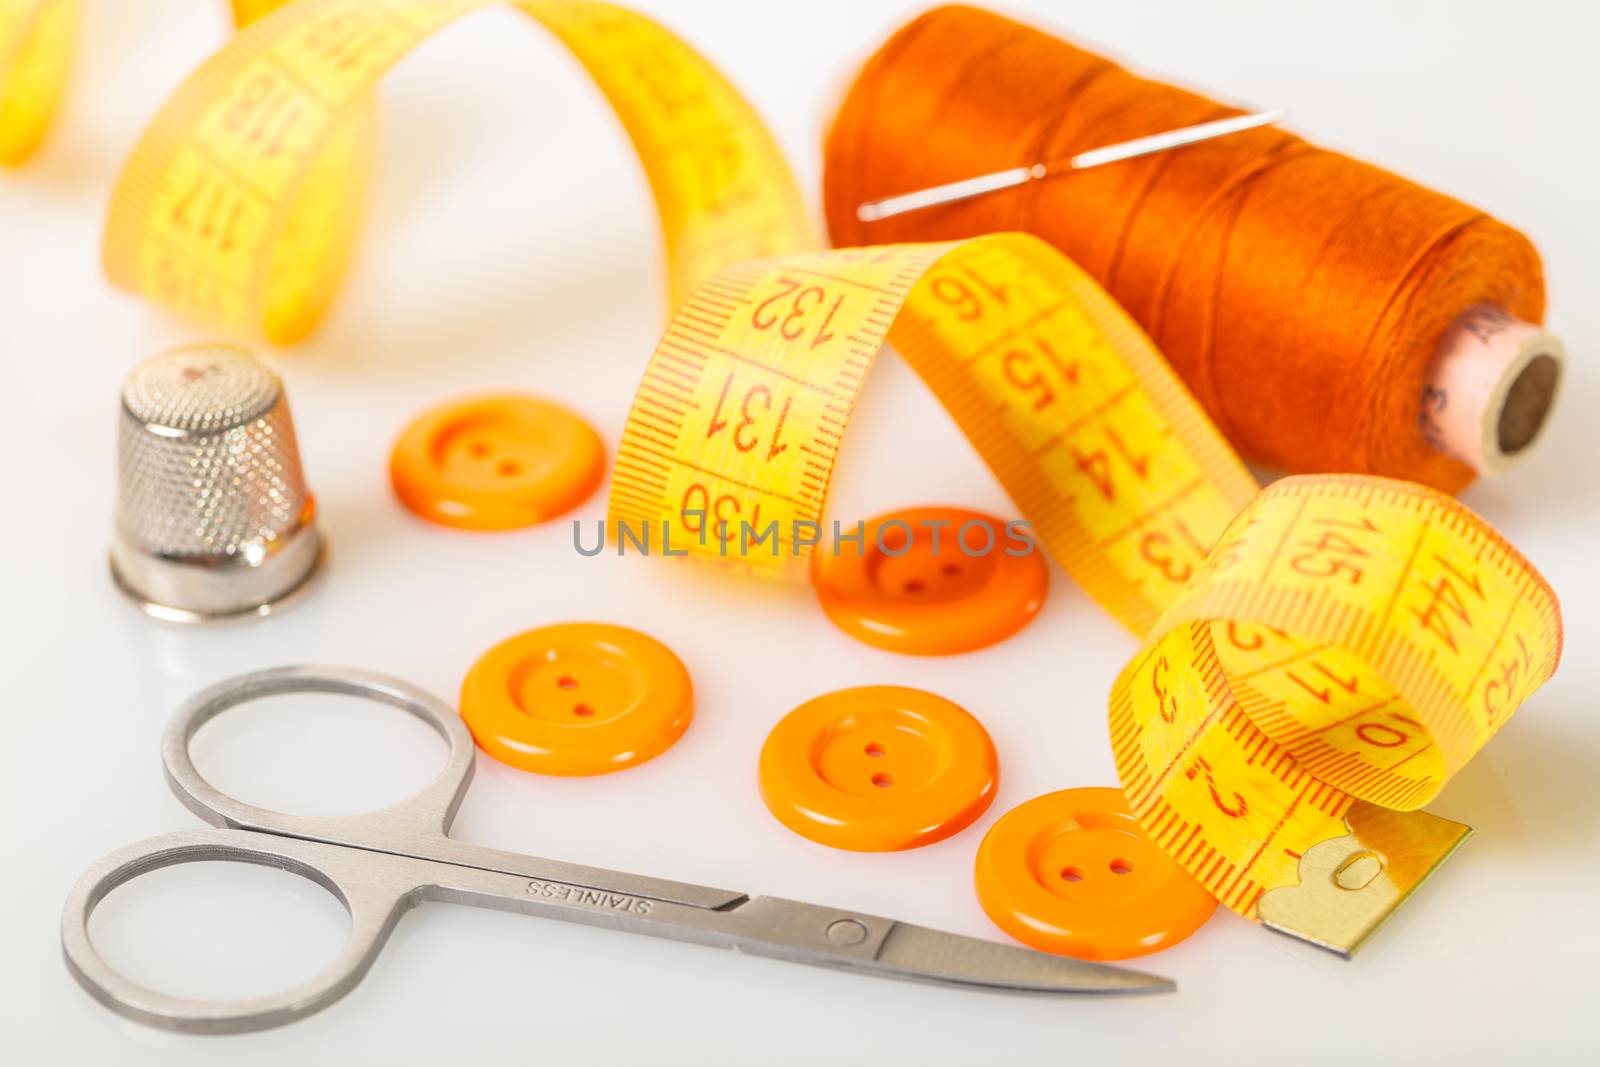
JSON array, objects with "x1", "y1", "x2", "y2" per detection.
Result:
[
  {"x1": 605, "y1": 232, "x2": 1561, "y2": 953},
  {"x1": 109, "y1": 1, "x2": 1561, "y2": 955},
  {"x1": 609, "y1": 233, "x2": 1257, "y2": 633},
  {"x1": 0, "y1": 0, "x2": 287, "y2": 168},
  {"x1": 1110, "y1": 476, "x2": 1560, "y2": 950},
  {"x1": 101, "y1": 0, "x2": 815, "y2": 343},
  {"x1": 0, "y1": 0, "x2": 74, "y2": 165}
]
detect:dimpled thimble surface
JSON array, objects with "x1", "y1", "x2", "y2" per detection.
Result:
[{"x1": 111, "y1": 344, "x2": 324, "y2": 622}]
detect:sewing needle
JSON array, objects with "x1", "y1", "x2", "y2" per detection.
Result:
[{"x1": 855, "y1": 109, "x2": 1286, "y2": 222}]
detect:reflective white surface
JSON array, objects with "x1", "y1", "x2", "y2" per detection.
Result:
[{"x1": 1, "y1": 1, "x2": 1596, "y2": 1062}]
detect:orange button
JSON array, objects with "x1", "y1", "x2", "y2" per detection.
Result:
[
  {"x1": 759, "y1": 686, "x2": 998, "y2": 851},
  {"x1": 811, "y1": 507, "x2": 1047, "y2": 655},
  {"x1": 460, "y1": 623, "x2": 692, "y2": 775},
  {"x1": 391, "y1": 394, "x2": 604, "y2": 530},
  {"x1": 975, "y1": 787, "x2": 1216, "y2": 960}
]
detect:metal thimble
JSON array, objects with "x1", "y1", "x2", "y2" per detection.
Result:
[{"x1": 110, "y1": 344, "x2": 325, "y2": 623}]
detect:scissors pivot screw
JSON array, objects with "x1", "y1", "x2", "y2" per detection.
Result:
[{"x1": 827, "y1": 919, "x2": 871, "y2": 947}]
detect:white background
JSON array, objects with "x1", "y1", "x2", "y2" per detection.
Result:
[{"x1": 2, "y1": 1, "x2": 1596, "y2": 1063}]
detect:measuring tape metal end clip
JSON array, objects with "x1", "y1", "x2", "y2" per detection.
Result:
[{"x1": 1258, "y1": 803, "x2": 1472, "y2": 957}]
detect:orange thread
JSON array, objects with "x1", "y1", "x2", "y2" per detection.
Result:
[{"x1": 823, "y1": 5, "x2": 1544, "y2": 493}]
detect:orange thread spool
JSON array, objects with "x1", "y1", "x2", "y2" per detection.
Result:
[{"x1": 823, "y1": 5, "x2": 1553, "y2": 493}]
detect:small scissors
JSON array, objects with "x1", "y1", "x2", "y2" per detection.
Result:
[{"x1": 63, "y1": 666, "x2": 1172, "y2": 1033}]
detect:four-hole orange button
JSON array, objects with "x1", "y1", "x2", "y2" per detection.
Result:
[
  {"x1": 391, "y1": 394, "x2": 604, "y2": 530},
  {"x1": 759, "y1": 686, "x2": 998, "y2": 851},
  {"x1": 811, "y1": 507, "x2": 1047, "y2": 655},
  {"x1": 975, "y1": 787, "x2": 1216, "y2": 960},
  {"x1": 460, "y1": 623, "x2": 692, "y2": 776}
]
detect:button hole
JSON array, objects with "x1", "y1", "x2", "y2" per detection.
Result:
[
  {"x1": 572, "y1": 704, "x2": 595, "y2": 718},
  {"x1": 1060, "y1": 866, "x2": 1085, "y2": 882},
  {"x1": 864, "y1": 742, "x2": 886, "y2": 758},
  {"x1": 469, "y1": 441, "x2": 491, "y2": 457},
  {"x1": 497, "y1": 460, "x2": 521, "y2": 477},
  {"x1": 1109, "y1": 858, "x2": 1134, "y2": 875},
  {"x1": 941, "y1": 563, "x2": 962, "y2": 577},
  {"x1": 902, "y1": 580, "x2": 925, "y2": 594},
  {"x1": 556, "y1": 675, "x2": 578, "y2": 690},
  {"x1": 870, "y1": 772, "x2": 894, "y2": 788}
]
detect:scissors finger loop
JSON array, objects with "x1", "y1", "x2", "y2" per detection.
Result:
[
  {"x1": 160, "y1": 665, "x2": 477, "y2": 839},
  {"x1": 61, "y1": 827, "x2": 416, "y2": 1034}
]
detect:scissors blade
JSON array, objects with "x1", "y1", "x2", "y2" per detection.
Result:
[
  {"x1": 406, "y1": 860, "x2": 1175, "y2": 995},
  {"x1": 869, "y1": 921, "x2": 1173, "y2": 994},
  {"x1": 721, "y1": 896, "x2": 1173, "y2": 994}
]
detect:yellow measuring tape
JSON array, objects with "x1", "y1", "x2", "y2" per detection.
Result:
[
  {"x1": 0, "y1": 0, "x2": 74, "y2": 165},
  {"x1": 0, "y1": 0, "x2": 289, "y2": 168},
  {"x1": 608, "y1": 230, "x2": 1561, "y2": 944},
  {"x1": 1110, "y1": 476, "x2": 1561, "y2": 919},
  {"x1": 609, "y1": 234, "x2": 1257, "y2": 633},
  {"x1": 101, "y1": 0, "x2": 814, "y2": 343},
  {"x1": 103, "y1": 0, "x2": 1560, "y2": 951}
]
